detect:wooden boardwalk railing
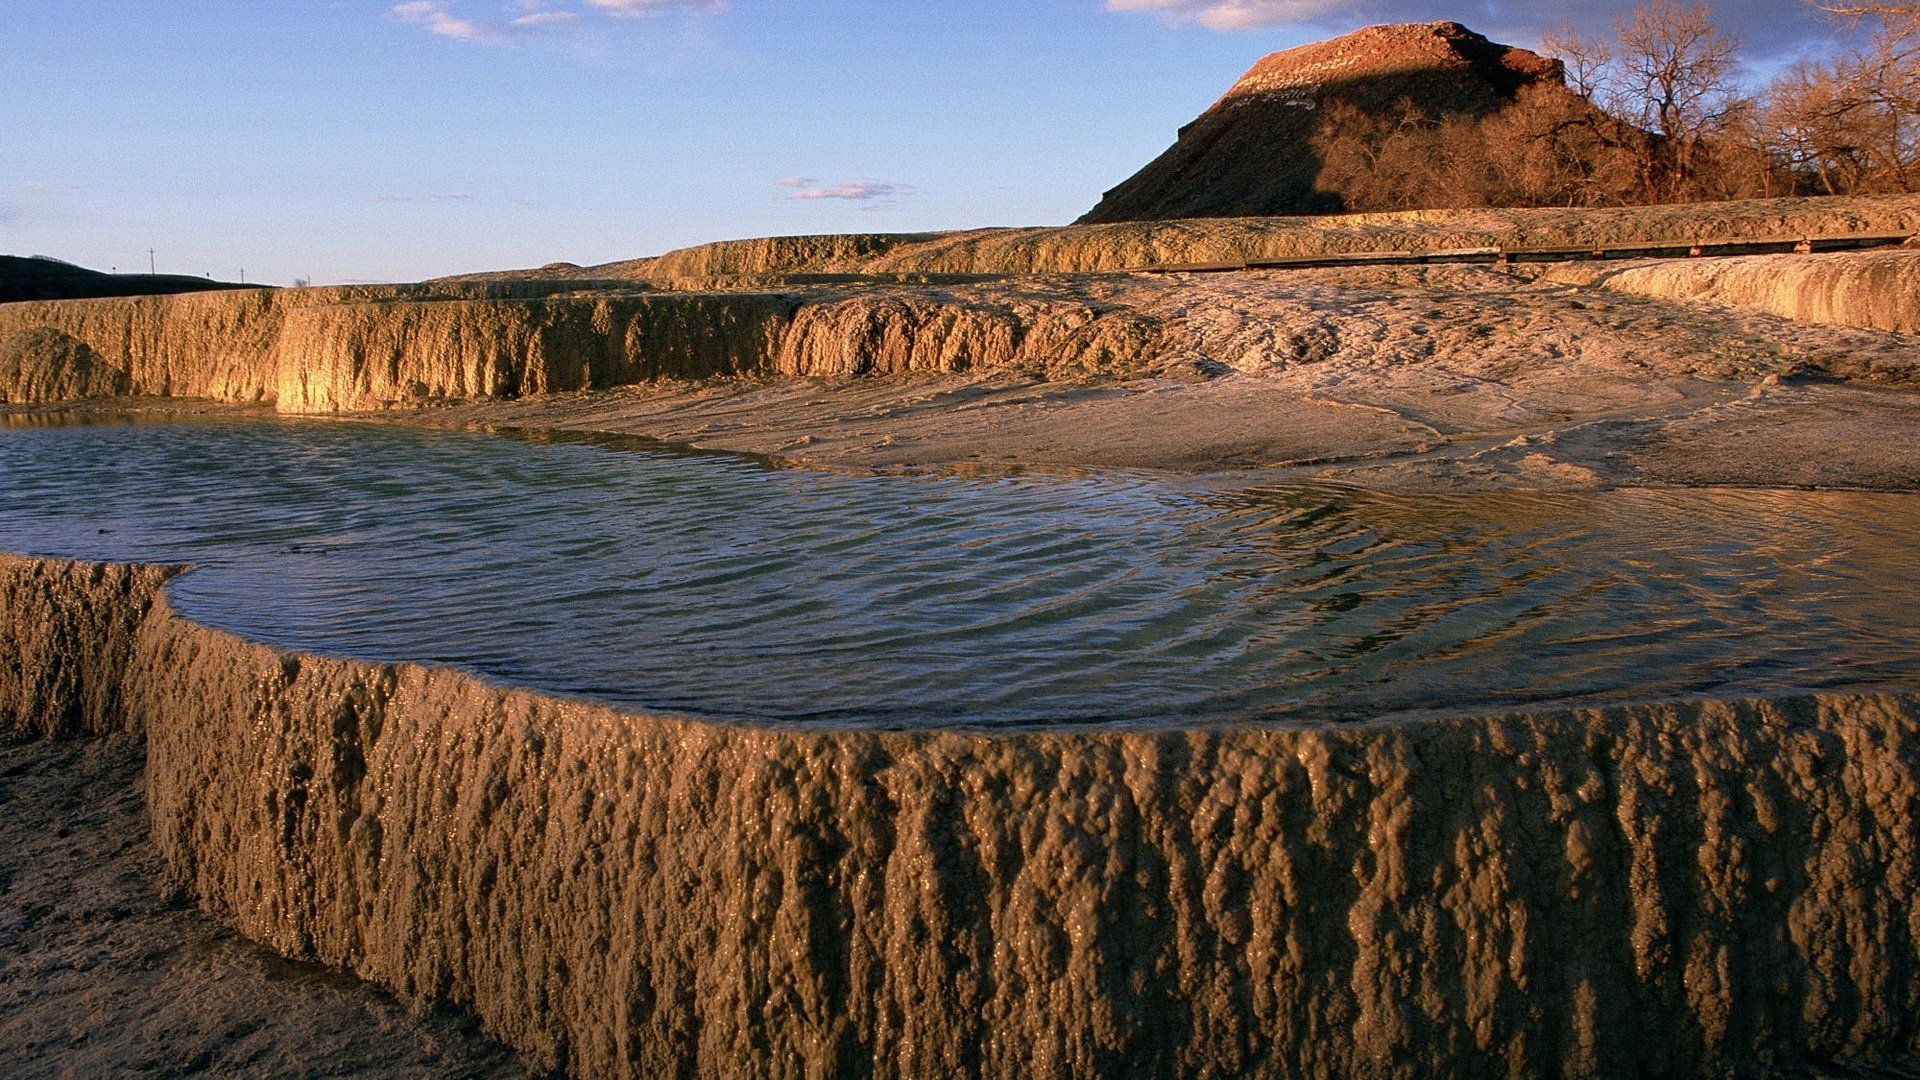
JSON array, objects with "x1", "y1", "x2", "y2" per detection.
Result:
[{"x1": 1129, "y1": 231, "x2": 1914, "y2": 274}]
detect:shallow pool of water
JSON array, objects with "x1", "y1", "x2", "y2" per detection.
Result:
[{"x1": 2, "y1": 415, "x2": 1917, "y2": 727}]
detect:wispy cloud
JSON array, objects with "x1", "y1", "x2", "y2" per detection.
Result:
[
  {"x1": 587, "y1": 0, "x2": 729, "y2": 16},
  {"x1": 1103, "y1": 0, "x2": 1352, "y2": 30},
  {"x1": 21, "y1": 180, "x2": 80, "y2": 191},
  {"x1": 513, "y1": 9, "x2": 582, "y2": 27},
  {"x1": 392, "y1": 1, "x2": 514, "y2": 44},
  {"x1": 776, "y1": 178, "x2": 912, "y2": 202},
  {"x1": 391, "y1": 0, "x2": 723, "y2": 45},
  {"x1": 373, "y1": 192, "x2": 475, "y2": 203}
]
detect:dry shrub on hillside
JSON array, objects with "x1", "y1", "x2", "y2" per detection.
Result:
[
  {"x1": 1312, "y1": 85, "x2": 1655, "y2": 210},
  {"x1": 1309, "y1": 3, "x2": 1775, "y2": 211}
]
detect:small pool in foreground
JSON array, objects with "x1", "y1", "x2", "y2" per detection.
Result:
[{"x1": 3, "y1": 415, "x2": 1917, "y2": 727}]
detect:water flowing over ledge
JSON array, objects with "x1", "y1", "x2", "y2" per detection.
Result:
[{"x1": 3, "y1": 552, "x2": 1917, "y2": 1076}]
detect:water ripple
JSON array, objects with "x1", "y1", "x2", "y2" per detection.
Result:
[{"x1": 2, "y1": 415, "x2": 1918, "y2": 727}]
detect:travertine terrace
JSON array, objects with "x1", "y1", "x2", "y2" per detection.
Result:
[
  {"x1": 4, "y1": 554, "x2": 1919, "y2": 1077},
  {"x1": 7, "y1": 194, "x2": 1920, "y2": 1076},
  {"x1": 2, "y1": 196, "x2": 1918, "y2": 420}
]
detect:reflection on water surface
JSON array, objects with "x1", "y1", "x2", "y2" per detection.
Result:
[{"x1": 2, "y1": 416, "x2": 1916, "y2": 727}]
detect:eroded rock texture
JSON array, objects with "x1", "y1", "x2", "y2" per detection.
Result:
[
  {"x1": 3, "y1": 553, "x2": 1917, "y2": 1077},
  {"x1": 616, "y1": 195, "x2": 1920, "y2": 279},
  {"x1": 0, "y1": 327, "x2": 131, "y2": 403},
  {"x1": 0, "y1": 558, "x2": 175, "y2": 737}
]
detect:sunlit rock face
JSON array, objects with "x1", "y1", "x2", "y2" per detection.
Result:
[
  {"x1": 1562, "y1": 249, "x2": 1920, "y2": 338},
  {"x1": 4, "y1": 552, "x2": 1919, "y2": 1077}
]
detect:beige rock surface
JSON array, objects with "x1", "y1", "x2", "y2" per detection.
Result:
[
  {"x1": 0, "y1": 199, "x2": 1915, "y2": 483},
  {"x1": 5, "y1": 553, "x2": 1920, "y2": 1076},
  {"x1": 394, "y1": 262, "x2": 1920, "y2": 491},
  {"x1": 1552, "y1": 249, "x2": 1920, "y2": 339},
  {"x1": 9, "y1": 246, "x2": 1919, "y2": 489}
]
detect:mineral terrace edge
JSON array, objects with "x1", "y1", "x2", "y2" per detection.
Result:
[{"x1": 2, "y1": 552, "x2": 1916, "y2": 1077}]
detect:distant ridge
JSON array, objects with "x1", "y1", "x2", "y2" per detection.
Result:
[
  {"x1": 1080, "y1": 22, "x2": 1586, "y2": 223},
  {"x1": 0, "y1": 255, "x2": 257, "y2": 304}
]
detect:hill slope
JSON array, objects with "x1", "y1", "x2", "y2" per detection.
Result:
[
  {"x1": 1079, "y1": 21, "x2": 1590, "y2": 223},
  {"x1": 0, "y1": 256, "x2": 256, "y2": 304}
]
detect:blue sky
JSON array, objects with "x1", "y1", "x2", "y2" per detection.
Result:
[{"x1": 3, "y1": 1, "x2": 1835, "y2": 284}]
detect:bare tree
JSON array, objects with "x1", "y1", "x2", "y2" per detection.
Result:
[
  {"x1": 1764, "y1": 59, "x2": 1879, "y2": 192},
  {"x1": 1612, "y1": 1, "x2": 1745, "y2": 197},
  {"x1": 1539, "y1": 26, "x2": 1615, "y2": 101},
  {"x1": 1540, "y1": 2, "x2": 1748, "y2": 201},
  {"x1": 1746, "y1": 4, "x2": 1920, "y2": 194},
  {"x1": 1810, "y1": 2, "x2": 1920, "y2": 189}
]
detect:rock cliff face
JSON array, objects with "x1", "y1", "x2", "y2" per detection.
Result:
[
  {"x1": 1078, "y1": 22, "x2": 1581, "y2": 223},
  {"x1": 631, "y1": 233, "x2": 946, "y2": 281},
  {"x1": 0, "y1": 557, "x2": 177, "y2": 737},
  {"x1": 0, "y1": 289, "x2": 285, "y2": 404},
  {"x1": 5, "y1": 551, "x2": 1919, "y2": 1077},
  {"x1": 272, "y1": 294, "x2": 798, "y2": 412},
  {"x1": 0, "y1": 284, "x2": 1169, "y2": 411}
]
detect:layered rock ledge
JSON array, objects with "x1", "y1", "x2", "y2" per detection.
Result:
[
  {"x1": 4, "y1": 552, "x2": 1917, "y2": 1076},
  {"x1": 4, "y1": 197, "x2": 1919, "y2": 419}
]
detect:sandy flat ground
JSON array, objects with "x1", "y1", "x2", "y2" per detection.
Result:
[
  {"x1": 389, "y1": 263, "x2": 1920, "y2": 492},
  {"x1": 0, "y1": 733, "x2": 534, "y2": 1079}
]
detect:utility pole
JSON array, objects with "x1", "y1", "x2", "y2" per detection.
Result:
[{"x1": 148, "y1": 248, "x2": 155, "y2": 275}]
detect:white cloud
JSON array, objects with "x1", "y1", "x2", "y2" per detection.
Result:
[
  {"x1": 1104, "y1": 0, "x2": 1350, "y2": 30},
  {"x1": 391, "y1": 1, "x2": 511, "y2": 44},
  {"x1": 779, "y1": 179, "x2": 912, "y2": 202}
]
